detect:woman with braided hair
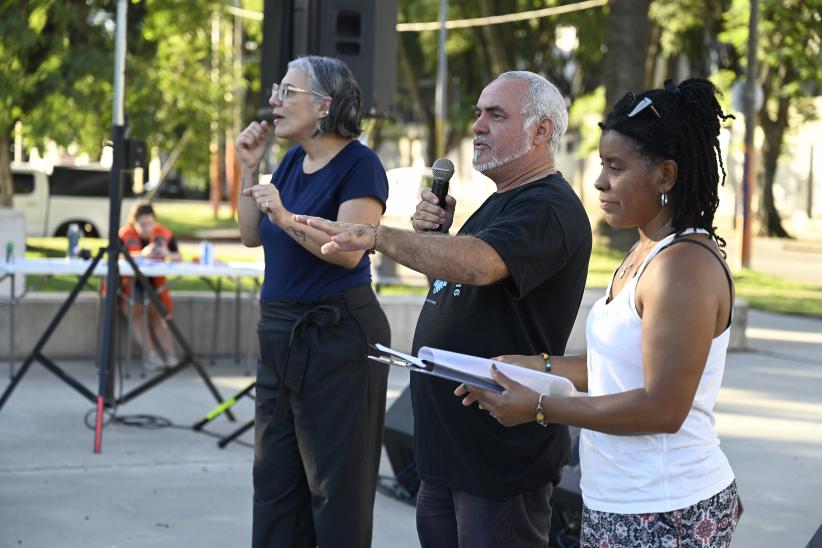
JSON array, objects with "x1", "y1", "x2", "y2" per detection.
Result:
[{"x1": 457, "y1": 78, "x2": 740, "y2": 546}]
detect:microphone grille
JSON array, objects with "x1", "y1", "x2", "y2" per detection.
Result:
[{"x1": 432, "y1": 158, "x2": 455, "y2": 181}]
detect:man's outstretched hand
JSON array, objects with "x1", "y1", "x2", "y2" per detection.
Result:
[{"x1": 293, "y1": 215, "x2": 376, "y2": 255}]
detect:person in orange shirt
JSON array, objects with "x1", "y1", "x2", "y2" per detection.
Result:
[{"x1": 119, "y1": 200, "x2": 181, "y2": 369}]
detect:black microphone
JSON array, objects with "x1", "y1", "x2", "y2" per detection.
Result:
[{"x1": 429, "y1": 158, "x2": 454, "y2": 233}]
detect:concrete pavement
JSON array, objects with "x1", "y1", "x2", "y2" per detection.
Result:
[{"x1": 0, "y1": 309, "x2": 820, "y2": 547}]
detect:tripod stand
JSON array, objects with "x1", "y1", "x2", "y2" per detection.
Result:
[
  {"x1": 193, "y1": 380, "x2": 255, "y2": 448},
  {"x1": 0, "y1": 225, "x2": 237, "y2": 442},
  {"x1": 0, "y1": 0, "x2": 233, "y2": 452}
]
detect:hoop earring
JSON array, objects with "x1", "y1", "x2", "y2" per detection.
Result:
[{"x1": 661, "y1": 192, "x2": 669, "y2": 207}]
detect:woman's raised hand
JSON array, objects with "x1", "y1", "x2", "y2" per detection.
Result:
[
  {"x1": 235, "y1": 121, "x2": 270, "y2": 169},
  {"x1": 243, "y1": 183, "x2": 287, "y2": 225},
  {"x1": 293, "y1": 215, "x2": 376, "y2": 254}
]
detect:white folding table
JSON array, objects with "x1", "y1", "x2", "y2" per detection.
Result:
[{"x1": 0, "y1": 255, "x2": 263, "y2": 414}]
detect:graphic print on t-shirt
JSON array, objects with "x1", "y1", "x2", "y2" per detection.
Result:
[{"x1": 425, "y1": 279, "x2": 448, "y2": 305}]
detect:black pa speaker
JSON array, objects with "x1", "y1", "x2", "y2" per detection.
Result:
[
  {"x1": 261, "y1": 0, "x2": 397, "y2": 117},
  {"x1": 808, "y1": 522, "x2": 822, "y2": 547},
  {"x1": 383, "y1": 386, "x2": 419, "y2": 497},
  {"x1": 125, "y1": 138, "x2": 147, "y2": 169}
]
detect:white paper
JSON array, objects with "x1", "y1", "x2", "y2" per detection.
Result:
[{"x1": 417, "y1": 346, "x2": 576, "y2": 397}]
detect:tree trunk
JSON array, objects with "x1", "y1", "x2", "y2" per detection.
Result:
[
  {"x1": 600, "y1": 0, "x2": 653, "y2": 250},
  {"x1": 225, "y1": 128, "x2": 241, "y2": 219},
  {"x1": 209, "y1": 142, "x2": 223, "y2": 220},
  {"x1": 476, "y1": 0, "x2": 511, "y2": 76},
  {"x1": 603, "y1": 0, "x2": 653, "y2": 111},
  {"x1": 366, "y1": 117, "x2": 384, "y2": 154},
  {"x1": 398, "y1": 34, "x2": 435, "y2": 166},
  {"x1": 757, "y1": 88, "x2": 791, "y2": 238},
  {"x1": 0, "y1": 131, "x2": 13, "y2": 208}
]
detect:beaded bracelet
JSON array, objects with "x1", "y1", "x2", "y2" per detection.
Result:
[
  {"x1": 536, "y1": 393, "x2": 548, "y2": 427},
  {"x1": 541, "y1": 352, "x2": 552, "y2": 373},
  {"x1": 367, "y1": 224, "x2": 378, "y2": 255}
]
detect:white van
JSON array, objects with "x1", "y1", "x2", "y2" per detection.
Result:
[{"x1": 11, "y1": 163, "x2": 139, "y2": 238}]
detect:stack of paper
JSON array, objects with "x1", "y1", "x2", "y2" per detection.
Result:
[{"x1": 372, "y1": 344, "x2": 576, "y2": 397}]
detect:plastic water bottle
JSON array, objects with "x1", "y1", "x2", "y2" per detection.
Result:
[
  {"x1": 5, "y1": 241, "x2": 13, "y2": 263},
  {"x1": 200, "y1": 240, "x2": 214, "y2": 266},
  {"x1": 67, "y1": 223, "x2": 81, "y2": 260}
]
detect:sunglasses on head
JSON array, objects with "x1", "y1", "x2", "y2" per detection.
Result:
[{"x1": 626, "y1": 95, "x2": 661, "y2": 119}]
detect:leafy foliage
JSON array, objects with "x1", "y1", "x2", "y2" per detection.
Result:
[
  {"x1": 395, "y1": 0, "x2": 606, "y2": 164},
  {"x1": 720, "y1": 0, "x2": 822, "y2": 236},
  {"x1": 0, "y1": 0, "x2": 254, "y2": 201}
]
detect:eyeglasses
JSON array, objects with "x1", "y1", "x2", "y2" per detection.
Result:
[
  {"x1": 270, "y1": 82, "x2": 325, "y2": 102},
  {"x1": 627, "y1": 96, "x2": 661, "y2": 119}
]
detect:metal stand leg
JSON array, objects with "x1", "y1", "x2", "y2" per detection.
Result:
[
  {"x1": 123, "y1": 282, "x2": 133, "y2": 379},
  {"x1": 9, "y1": 273, "x2": 15, "y2": 379},
  {"x1": 210, "y1": 278, "x2": 222, "y2": 366},
  {"x1": 244, "y1": 278, "x2": 261, "y2": 376},
  {"x1": 141, "y1": 287, "x2": 149, "y2": 376},
  {"x1": 0, "y1": 250, "x2": 106, "y2": 412},
  {"x1": 217, "y1": 420, "x2": 254, "y2": 449},
  {"x1": 234, "y1": 278, "x2": 241, "y2": 365},
  {"x1": 114, "y1": 253, "x2": 235, "y2": 421},
  {"x1": 192, "y1": 381, "x2": 255, "y2": 448}
]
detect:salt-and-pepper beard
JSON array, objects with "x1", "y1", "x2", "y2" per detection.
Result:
[{"x1": 472, "y1": 130, "x2": 533, "y2": 174}]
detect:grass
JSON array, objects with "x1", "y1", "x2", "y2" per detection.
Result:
[
  {"x1": 734, "y1": 269, "x2": 822, "y2": 317},
  {"x1": 586, "y1": 246, "x2": 822, "y2": 317},
  {"x1": 587, "y1": 246, "x2": 623, "y2": 288},
  {"x1": 18, "y1": 231, "x2": 822, "y2": 318},
  {"x1": 151, "y1": 202, "x2": 238, "y2": 240}
]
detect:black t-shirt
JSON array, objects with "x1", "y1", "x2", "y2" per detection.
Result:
[{"x1": 410, "y1": 172, "x2": 592, "y2": 498}]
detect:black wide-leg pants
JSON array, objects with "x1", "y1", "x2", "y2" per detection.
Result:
[{"x1": 252, "y1": 285, "x2": 390, "y2": 548}]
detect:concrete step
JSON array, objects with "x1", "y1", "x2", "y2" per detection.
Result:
[{"x1": 0, "y1": 289, "x2": 747, "y2": 362}]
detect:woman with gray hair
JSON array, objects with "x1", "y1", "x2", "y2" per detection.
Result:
[{"x1": 236, "y1": 55, "x2": 390, "y2": 548}]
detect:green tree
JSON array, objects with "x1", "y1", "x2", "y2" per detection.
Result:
[
  {"x1": 0, "y1": 0, "x2": 245, "y2": 209},
  {"x1": 395, "y1": 0, "x2": 606, "y2": 165},
  {"x1": 721, "y1": 0, "x2": 822, "y2": 237},
  {"x1": 0, "y1": 1, "x2": 112, "y2": 207},
  {"x1": 125, "y1": 0, "x2": 234, "y2": 187}
]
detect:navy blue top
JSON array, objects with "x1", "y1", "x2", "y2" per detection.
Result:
[{"x1": 259, "y1": 140, "x2": 388, "y2": 301}]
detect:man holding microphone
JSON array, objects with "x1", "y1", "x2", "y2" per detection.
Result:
[{"x1": 298, "y1": 71, "x2": 591, "y2": 547}]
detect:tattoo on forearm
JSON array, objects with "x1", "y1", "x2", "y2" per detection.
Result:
[{"x1": 286, "y1": 227, "x2": 307, "y2": 242}]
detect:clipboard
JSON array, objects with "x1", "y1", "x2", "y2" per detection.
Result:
[
  {"x1": 368, "y1": 345, "x2": 504, "y2": 393},
  {"x1": 369, "y1": 344, "x2": 576, "y2": 398}
]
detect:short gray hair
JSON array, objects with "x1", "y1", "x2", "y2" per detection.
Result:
[
  {"x1": 496, "y1": 71, "x2": 568, "y2": 155},
  {"x1": 288, "y1": 56, "x2": 363, "y2": 138}
]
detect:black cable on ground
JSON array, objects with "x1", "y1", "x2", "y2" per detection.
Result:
[{"x1": 82, "y1": 407, "x2": 255, "y2": 449}]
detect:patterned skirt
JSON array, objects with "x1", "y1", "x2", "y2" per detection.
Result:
[{"x1": 581, "y1": 481, "x2": 740, "y2": 548}]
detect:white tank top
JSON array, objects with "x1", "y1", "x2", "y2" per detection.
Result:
[{"x1": 580, "y1": 229, "x2": 735, "y2": 513}]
